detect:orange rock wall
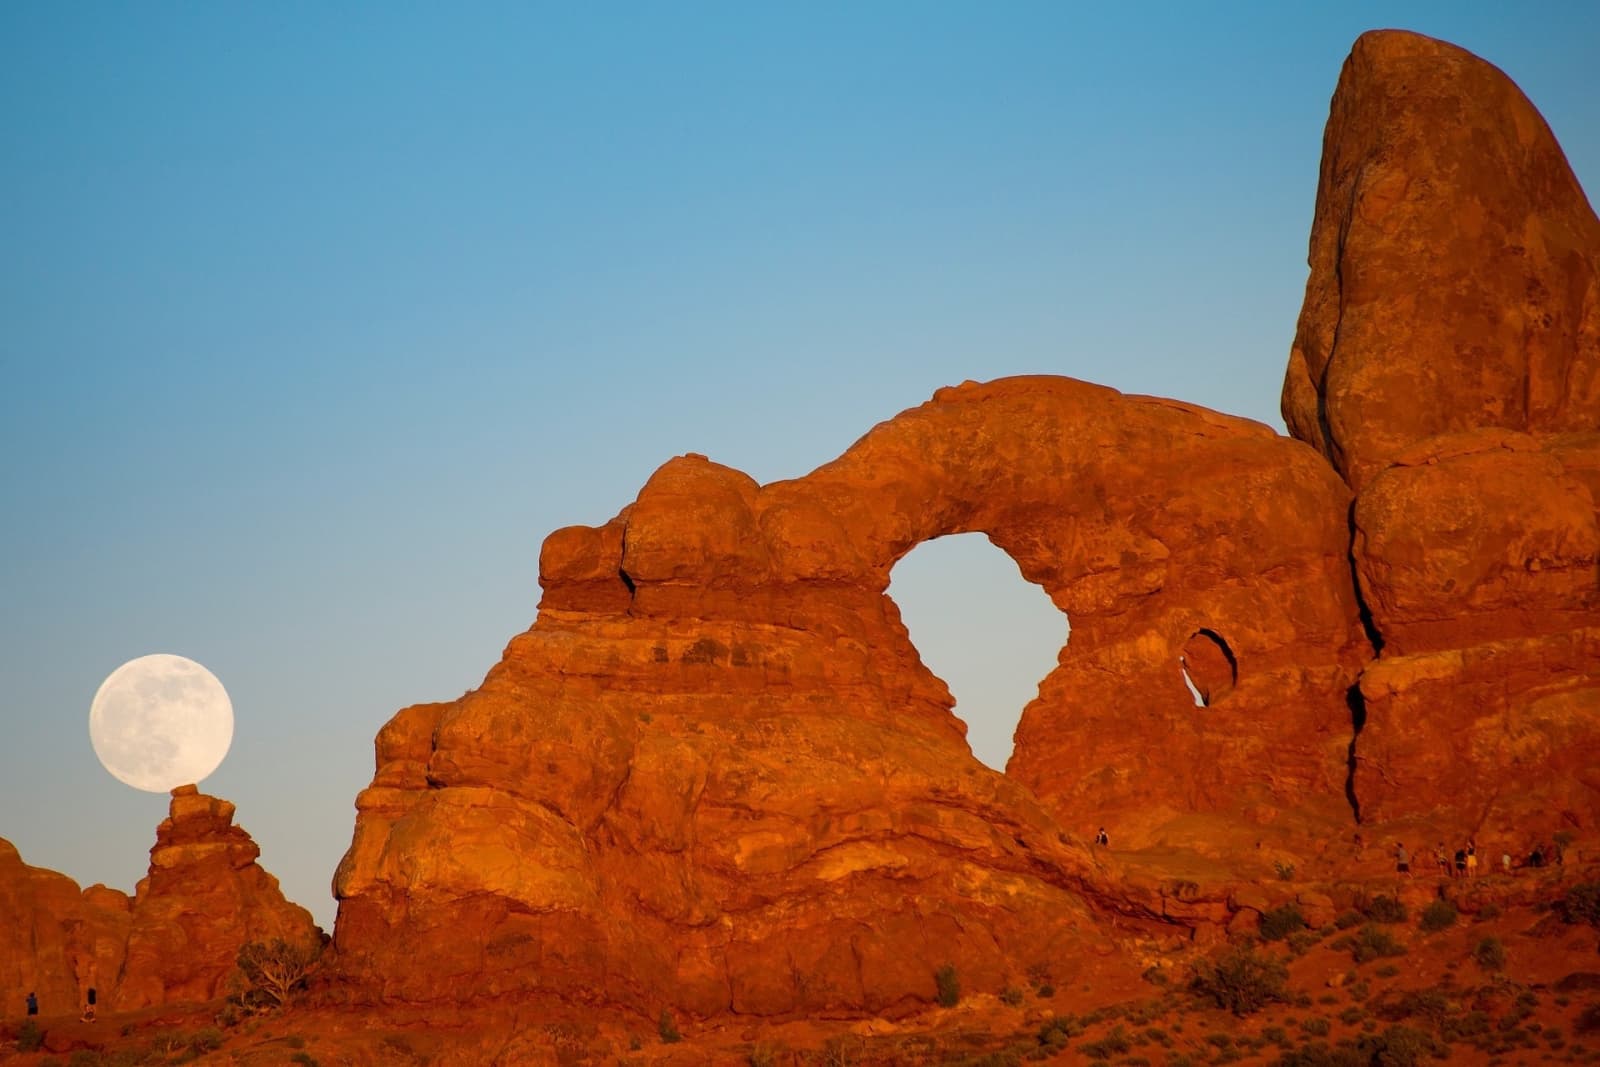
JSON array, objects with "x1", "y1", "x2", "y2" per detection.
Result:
[
  {"x1": 1283, "y1": 31, "x2": 1600, "y2": 830},
  {"x1": 333, "y1": 377, "x2": 1369, "y2": 1015}
]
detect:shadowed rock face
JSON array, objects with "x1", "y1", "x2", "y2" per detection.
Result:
[
  {"x1": 0, "y1": 838, "x2": 130, "y2": 1020},
  {"x1": 332, "y1": 376, "x2": 1368, "y2": 1015},
  {"x1": 1283, "y1": 30, "x2": 1600, "y2": 493}
]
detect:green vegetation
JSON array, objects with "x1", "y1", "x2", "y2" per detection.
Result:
[
  {"x1": 1078, "y1": 1025, "x2": 1131, "y2": 1060},
  {"x1": 658, "y1": 1009, "x2": 681, "y2": 1044},
  {"x1": 1361, "y1": 895, "x2": 1408, "y2": 924},
  {"x1": 1559, "y1": 882, "x2": 1600, "y2": 927},
  {"x1": 233, "y1": 937, "x2": 322, "y2": 1012},
  {"x1": 1275, "y1": 861, "x2": 1297, "y2": 881},
  {"x1": 1189, "y1": 945, "x2": 1289, "y2": 1016},
  {"x1": 1260, "y1": 903, "x2": 1309, "y2": 941},
  {"x1": 1418, "y1": 899, "x2": 1458, "y2": 931},
  {"x1": 1351, "y1": 924, "x2": 1407, "y2": 963},
  {"x1": 935, "y1": 963, "x2": 961, "y2": 1008},
  {"x1": 999, "y1": 985, "x2": 1024, "y2": 1007},
  {"x1": 1473, "y1": 936, "x2": 1507, "y2": 971},
  {"x1": 16, "y1": 1020, "x2": 43, "y2": 1053}
]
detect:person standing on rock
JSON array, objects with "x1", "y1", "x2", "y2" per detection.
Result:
[
  {"x1": 1094, "y1": 827, "x2": 1109, "y2": 847},
  {"x1": 1434, "y1": 842, "x2": 1450, "y2": 876},
  {"x1": 1395, "y1": 842, "x2": 1411, "y2": 877},
  {"x1": 1466, "y1": 840, "x2": 1478, "y2": 878},
  {"x1": 26, "y1": 991, "x2": 37, "y2": 1016}
]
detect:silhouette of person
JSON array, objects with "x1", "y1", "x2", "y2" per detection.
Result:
[
  {"x1": 1094, "y1": 827, "x2": 1109, "y2": 846},
  {"x1": 26, "y1": 991, "x2": 37, "y2": 1016},
  {"x1": 82, "y1": 986, "x2": 96, "y2": 1022}
]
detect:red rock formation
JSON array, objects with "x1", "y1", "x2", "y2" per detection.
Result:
[
  {"x1": 114, "y1": 787, "x2": 322, "y2": 1011},
  {"x1": 334, "y1": 376, "x2": 1369, "y2": 1016},
  {"x1": 0, "y1": 839, "x2": 129, "y2": 1021},
  {"x1": 1279, "y1": 30, "x2": 1600, "y2": 829},
  {"x1": 1282, "y1": 30, "x2": 1600, "y2": 492}
]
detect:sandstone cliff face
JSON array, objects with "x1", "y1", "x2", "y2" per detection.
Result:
[
  {"x1": 1282, "y1": 30, "x2": 1600, "y2": 492},
  {"x1": 114, "y1": 787, "x2": 322, "y2": 1011},
  {"x1": 333, "y1": 376, "x2": 1369, "y2": 1016},
  {"x1": 1280, "y1": 31, "x2": 1600, "y2": 829},
  {"x1": 0, "y1": 839, "x2": 129, "y2": 1020}
]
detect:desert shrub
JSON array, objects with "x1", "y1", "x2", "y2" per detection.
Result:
[
  {"x1": 1362, "y1": 895, "x2": 1408, "y2": 924},
  {"x1": 67, "y1": 1053, "x2": 102, "y2": 1067},
  {"x1": 1559, "y1": 883, "x2": 1600, "y2": 927},
  {"x1": 1419, "y1": 900, "x2": 1458, "y2": 932},
  {"x1": 1335, "y1": 909, "x2": 1364, "y2": 930},
  {"x1": 1078, "y1": 1025, "x2": 1131, "y2": 1060},
  {"x1": 1036, "y1": 983, "x2": 1055, "y2": 998},
  {"x1": 935, "y1": 963, "x2": 960, "y2": 1008},
  {"x1": 1352, "y1": 924, "x2": 1407, "y2": 963},
  {"x1": 1190, "y1": 946, "x2": 1288, "y2": 1016},
  {"x1": 289, "y1": 1054, "x2": 319, "y2": 1067},
  {"x1": 1261, "y1": 904, "x2": 1309, "y2": 942},
  {"x1": 657, "y1": 1009, "x2": 681, "y2": 1044},
  {"x1": 283, "y1": 1034, "x2": 307, "y2": 1049},
  {"x1": 999, "y1": 984, "x2": 1024, "y2": 1007},
  {"x1": 747, "y1": 1044, "x2": 780, "y2": 1067},
  {"x1": 1473, "y1": 937, "x2": 1507, "y2": 971},
  {"x1": 1300, "y1": 1017, "x2": 1330, "y2": 1036},
  {"x1": 233, "y1": 938, "x2": 322, "y2": 1012},
  {"x1": 1288, "y1": 930, "x2": 1323, "y2": 956},
  {"x1": 1276, "y1": 861, "x2": 1297, "y2": 881},
  {"x1": 1374, "y1": 963, "x2": 1400, "y2": 978},
  {"x1": 1578, "y1": 1003, "x2": 1600, "y2": 1034},
  {"x1": 16, "y1": 1021, "x2": 43, "y2": 1052},
  {"x1": 1440, "y1": 1009, "x2": 1491, "y2": 1042},
  {"x1": 1377, "y1": 989, "x2": 1452, "y2": 1028},
  {"x1": 1036, "y1": 1015, "x2": 1078, "y2": 1050},
  {"x1": 1361, "y1": 1024, "x2": 1438, "y2": 1066},
  {"x1": 1205, "y1": 1032, "x2": 1233, "y2": 1049}
]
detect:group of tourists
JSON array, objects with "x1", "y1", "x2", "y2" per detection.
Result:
[{"x1": 1394, "y1": 836, "x2": 1569, "y2": 879}]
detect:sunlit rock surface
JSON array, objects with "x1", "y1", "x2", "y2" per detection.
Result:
[
  {"x1": 332, "y1": 376, "x2": 1368, "y2": 1015},
  {"x1": 114, "y1": 787, "x2": 323, "y2": 1011},
  {"x1": 1282, "y1": 30, "x2": 1600, "y2": 493}
]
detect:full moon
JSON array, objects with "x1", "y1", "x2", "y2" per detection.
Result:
[{"x1": 89, "y1": 654, "x2": 234, "y2": 792}]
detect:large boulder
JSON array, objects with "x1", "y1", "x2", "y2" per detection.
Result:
[{"x1": 1283, "y1": 30, "x2": 1600, "y2": 492}]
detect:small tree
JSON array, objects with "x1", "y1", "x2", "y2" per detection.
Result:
[
  {"x1": 1189, "y1": 946, "x2": 1288, "y2": 1015},
  {"x1": 234, "y1": 938, "x2": 321, "y2": 1012}
]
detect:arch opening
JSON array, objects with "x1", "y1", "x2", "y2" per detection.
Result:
[
  {"x1": 1179, "y1": 628, "x2": 1237, "y2": 707},
  {"x1": 887, "y1": 532, "x2": 1069, "y2": 771}
]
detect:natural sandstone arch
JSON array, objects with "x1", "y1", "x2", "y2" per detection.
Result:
[
  {"x1": 887, "y1": 532, "x2": 1068, "y2": 770},
  {"x1": 334, "y1": 375, "x2": 1370, "y2": 1016}
]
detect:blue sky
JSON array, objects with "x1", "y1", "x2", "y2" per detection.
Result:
[{"x1": 2, "y1": 4, "x2": 1596, "y2": 930}]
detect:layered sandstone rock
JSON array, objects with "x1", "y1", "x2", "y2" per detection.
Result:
[
  {"x1": 334, "y1": 376, "x2": 1368, "y2": 1016},
  {"x1": 1282, "y1": 30, "x2": 1600, "y2": 492},
  {"x1": 1282, "y1": 31, "x2": 1600, "y2": 828},
  {"x1": 0, "y1": 839, "x2": 129, "y2": 1020},
  {"x1": 114, "y1": 787, "x2": 322, "y2": 1011}
]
